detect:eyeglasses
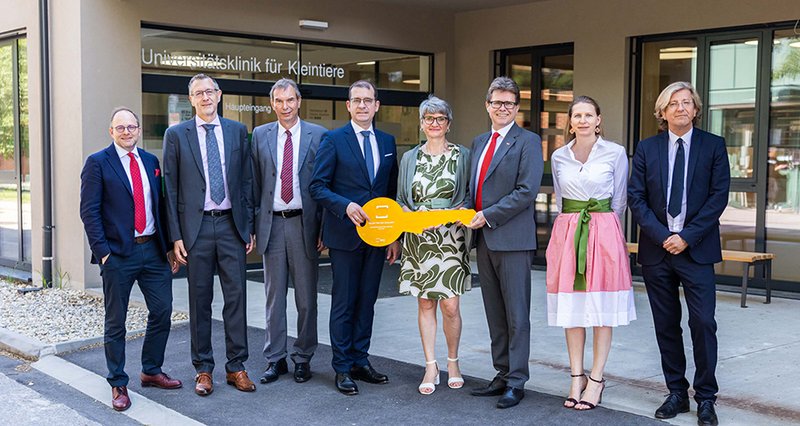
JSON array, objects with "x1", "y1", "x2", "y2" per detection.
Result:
[
  {"x1": 113, "y1": 125, "x2": 139, "y2": 133},
  {"x1": 666, "y1": 100, "x2": 694, "y2": 110},
  {"x1": 191, "y1": 89, "x2": 218, "y2": 98},
  {"x1": 488, "y1": 100, "x2": 518, "y2": 110},
  {"x1": 350, "y1": 97, "x2": 376, "y2": 106},
  {"x1": 422, "y1": 116, "x2": 449, "y2": 125}
]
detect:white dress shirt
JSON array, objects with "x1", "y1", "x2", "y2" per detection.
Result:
[
  {"x1": 273, "y1": 120, "x2": 303, "y2": 211},
  {"x1": 551, "y1": 137, "x2": 628, "y2": 222},
  {"x1": 476, "y1": 121, "x2": 515, "y2": 174},
  {"x1": 114, "y1": 143, "x2": 155, "y2": 237},
  {"x1": 351, "y1": 121, "x2": 379, "y2": 178},
  {"x1": 195, "y1": 115, "x2": 232, "y2": 210},
  {"x1": 666, "y1": 128, "x2": 692, "y2": 233}
]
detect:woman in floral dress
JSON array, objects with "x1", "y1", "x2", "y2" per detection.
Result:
[{"x1": 397, "y1": 96, "x2": 471, "y2": 395}]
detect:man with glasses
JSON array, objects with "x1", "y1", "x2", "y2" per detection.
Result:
[
  {"x1": 628, "y1": 81, "x2": 729, "y2": 426},
  {"x1": 310, "y1": 80, "x2": 400, "y2": 395},
  {"x1": 251, "y1": 78, "x2": 327, "y2": 385},
  {"x1": 80, "y1": 107, "x2": 182, "y2": 412},
  {"x1": 466, "y1": 76, "x2": 543, "y2": 409},
  {"x1": 163, "y1": 73, "x2": 256, "y2": 396}
]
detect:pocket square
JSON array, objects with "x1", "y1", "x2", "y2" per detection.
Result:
[
  {"x1": 384, "y1": 153, "x2": 393, "y2": 157},
  {"x1": 155, "y1": 168, "x2": 160, "y2": 177}
]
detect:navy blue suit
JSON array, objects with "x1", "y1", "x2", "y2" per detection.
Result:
[
  {"x1": 628, "y1": 128, "x2": 730, "y2": 402},
  {"x1": 309, "y1": 124, "x2": 398, "y2": 373},
  {"x1": 80, "y1": 143, "x2": 173, "y2": 387}
]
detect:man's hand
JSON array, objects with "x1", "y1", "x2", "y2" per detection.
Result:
[
  {"x1": 166, "y1": 251, "x2": 180, "y2": 273},
  {"x1": 386, "y1": 240, "x2": 401, "y2": 264},
  {"x1": 466, "y1": 211, "x2": 487, "y2": 229},
  {"x1": 101, "y1": 254, "x2": 110, "y2": 265},
  {"x1": 173, "y1": 240, "x2": 188, "y2": 265},
  {"x1": 663, "y1": 234, "x2": 688, "y2": 255},
  {"x1": 317, "y1": 236, "x2": 326, "y2": 252},
  {"x1": 246, "y1": 234, "x2": 256, "y2": 254},
  {"x1": 346, "y1": 202, "x2": 370, "y2": 226}
]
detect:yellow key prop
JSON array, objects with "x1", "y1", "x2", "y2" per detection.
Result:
[{"x1": 356, "y1": 197, "x2": 477, "y2": 247}]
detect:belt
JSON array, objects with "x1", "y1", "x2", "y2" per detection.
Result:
[
  {"x1": 274, "y1": 209, "x2": 302, "y2": 218},
  {"x1": 561, "y1": 198, "x2": 612, "y2": 291},
  {"x1": 204, "y1": 209, "x2": 231, "y2": 217},
  {"x1": 134, "y1": 235, "x2": 154, "y2": 244}
]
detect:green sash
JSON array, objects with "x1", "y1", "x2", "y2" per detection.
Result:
[{"x1": 561, "y1": 198, "x2": 612, "y2": 291}]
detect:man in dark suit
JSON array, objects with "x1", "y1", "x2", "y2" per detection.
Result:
[
  {"x1": 310, "y1": 80, "x2": 400, "y2": 395},
  {"x1": 628, "y1": 81, "x2": 730, "y2": 426},
  {"x1": 251, "y1": 78, "x2": 326, "y2": 385},
  {"x1": 163, "y1": 73, "x2": 256, "y2": 396},
  {"x1": 466, "y1": 77, "x2": 544, "y2": 409},
  {"x1": 80, "y1": 107, "x2": 182, "y2": 412}
]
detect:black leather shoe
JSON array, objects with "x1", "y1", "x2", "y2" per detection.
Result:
[
  {"x1": 655, "y1": 393, "x2": 690, "y2": 419},
  {"x1": 335, "y1": 373, "x2": 358, "y2": 395},
  {"x1": 260, "y1": 358, "x2": 288, "y2": 384},
  {"x1": 497, "y1": 387, "x2": 525, "y2": 409},
  {"x1": 294, "y1": 362, "x2": 312, "y2": 383},
  {"x1": 350, "y1": 365, "x2": 389, "y2": 384},
  {"x1": 697, "y1": 400, "x2": 719, "y2": 426},
  {"x1": 470, "y1": 376, "x2": 507, "y2": 397}
]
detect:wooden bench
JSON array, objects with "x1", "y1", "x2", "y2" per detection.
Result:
[{"x1": 626, "y1": 242, "x2": 775, "y2": 308}]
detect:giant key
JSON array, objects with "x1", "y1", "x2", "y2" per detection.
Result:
[{"x1": 356, "y1": 197, "x2": 477, "y2": 247}]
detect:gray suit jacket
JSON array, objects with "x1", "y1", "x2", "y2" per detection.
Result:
[
  {"x1": 251, "y1": 120, "x2": 326, "y2": 259},
  {"x1": 162, "y1": 117, "x2": 253, "y2": 251},
  {"x1": 468, "y1": 123, "x2": 543, "y2": 251}
]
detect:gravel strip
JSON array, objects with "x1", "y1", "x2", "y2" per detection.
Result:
[{"x1": 0, "y1": 279, "x2": 188, "y2": 344}]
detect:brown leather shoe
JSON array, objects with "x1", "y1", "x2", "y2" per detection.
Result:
[
  {"x1": 140, "y1": 372, "x2": 183, "y2": 389},
  {"x1": 226, "y1": 370, "x2": 256, "y2": 392},
  {"x1": 111, "y1": 386, "x2": 131, "y2": 411},
  {"x1": 195, "y1": 372, "x2": 213, "y2": 396}
]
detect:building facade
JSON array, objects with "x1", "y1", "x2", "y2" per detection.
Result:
[{"x1": 1, "y1": 0, "x2": 798, "y2": 291}]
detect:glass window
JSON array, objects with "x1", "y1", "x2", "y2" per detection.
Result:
[
  {"x1": 540, "y1": 54, "x2": 573, "y2": 167},
  {"x1": 716, "y1": 191, "x2": 758, "y2": 277}
]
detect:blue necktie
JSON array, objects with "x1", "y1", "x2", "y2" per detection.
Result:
[
  {"x1": 668, "y1": 138, "x2": 685, "y2": 218},
  {"x1": 202, "y1": 123, "x2": 225, "y2": 204},
  {"x1": 361, "y1": 130, "x2": 375, "y2": 183}
]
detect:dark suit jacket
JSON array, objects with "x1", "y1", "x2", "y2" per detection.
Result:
[
  {"x1": 309, "y1": 123, "x2": 398, "y2": 251},
  {"x1": 628, "y1": 128, "x2": 731, "y2": 265},
  {"x1": 251, "y1": 119, "x2": 326, "y2": 259},
  {"x1": 162, "y1": 117, "x2": 253, "y2": 250},
  {"x1": 467, "y1": 123, "x2": 544, "y2": 251},
  {"x1": 80, "y1": 144, "x2": 170, "y2": 263}
]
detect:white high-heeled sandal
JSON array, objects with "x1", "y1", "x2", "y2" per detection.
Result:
[
  {"x1": 418, "y1": 360, "x2": 439, "y2": 395},
  {"x1": 447, "y1": 357, "x2": 464, "y2": 389}
]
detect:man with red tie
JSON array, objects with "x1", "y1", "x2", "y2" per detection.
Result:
[
  {"x1": 80, "y1": 107, "x2": 181, "y2": 411},
  {"x1": 466, "y1": 77, "x2": 544, "y2": 409}
]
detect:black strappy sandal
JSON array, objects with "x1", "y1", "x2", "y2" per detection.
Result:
[
  {"x1": 575, "y1": 375, "x2": 606, "y2": 410},
  {"x1": 563, "y1": 373, "x2": 587, "y2": 408}
]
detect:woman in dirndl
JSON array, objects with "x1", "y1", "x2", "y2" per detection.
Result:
[{"x1": 546, "y1": 96, "x2": 636, "y2": 411}]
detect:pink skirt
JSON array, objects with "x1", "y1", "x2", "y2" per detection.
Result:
[{"x1": 545, "y1": 212, "x2": 636, "y2": 328}]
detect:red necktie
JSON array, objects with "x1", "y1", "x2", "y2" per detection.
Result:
[
  {"x1": 280, "y1": 130, "x2": 293, "y2": 204},
  {"x1": 475, "y1": 132, "x2": 500, "y2": 211},
  {"x1": 128, "y1": 152, "x2": 146, "y2": 234}
]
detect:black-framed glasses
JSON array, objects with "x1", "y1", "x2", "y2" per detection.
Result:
[
  {"x1": 191, "y1": 89, "x2": 218, "y2": 98},
  {"x1": 350, "y1": 97, "x2": 375, "y2": 106},
  {"x1": 488, "y1": 100, "x2": 518, "y2": 110},
  {"x1": 422, "y1": 116, "x2": 449, "y2": 125},
  {"x1": 113, "y1": 125, "x2": 140, "y2": 133}
]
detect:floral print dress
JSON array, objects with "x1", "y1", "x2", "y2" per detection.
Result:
[{"x1": 399, "y1": 144, "x2": 471, "y2": 300}]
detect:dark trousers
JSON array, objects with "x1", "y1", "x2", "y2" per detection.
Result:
[
  {"x1": 102, "y1": 238, "x2": 172, "y2": 387},
  {"x1": 328, "y1": 245, "x2": 385, "y2": 374},
  {"x1": 642, "y1": 252, "x2": 719, "y2": 402},
  {"x1": 187, "y1": 214, "x2": 249, "y2": 374},
  {"x1": 475, "y1": 233, "x2": 533, "y2": 389}
]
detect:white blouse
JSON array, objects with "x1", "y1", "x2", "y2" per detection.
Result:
[{"x1": 551, "y1": 137, "x2": 628, "y2": 221}]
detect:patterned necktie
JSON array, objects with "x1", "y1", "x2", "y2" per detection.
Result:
[
  {"x1": 281, "y1": 129, "x2": 293, "y2": 203},
  {"x1": 128, "y1": 152, "x2": 146, "y2": 234},
  {"x1": 475, "y1": 132, "x2": 500, "y2": 211},
  {"x1": 361, "y1": 130, "x2": 375, "y2": 183},
  {"x1": 202, "y1": 123, "x2": 225, "y2": 205},
  {"x1": 668, "y1": 138, "x2": 685, "y2": 218}
]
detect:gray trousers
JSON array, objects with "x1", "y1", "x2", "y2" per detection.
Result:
[
  {"x1": 263, "y1": 215, "x2": 319, "y2": 364},
  {"x1": 476, "y1": 232, "x2": 533, "y2": 389}
]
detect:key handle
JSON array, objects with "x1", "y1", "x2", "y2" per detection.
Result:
[{"x1": 356, "y1": 197, "x2": 476, "y2": 247}]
